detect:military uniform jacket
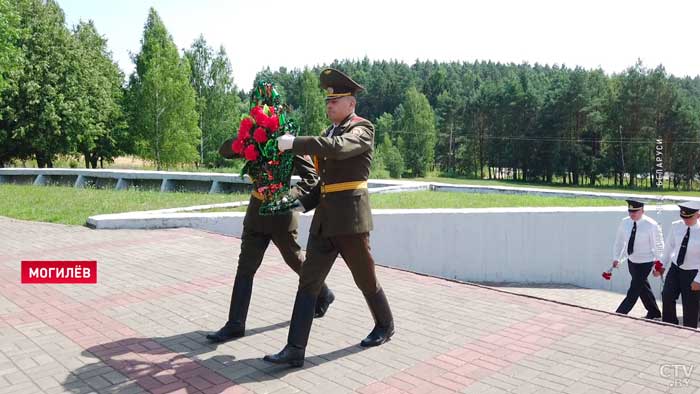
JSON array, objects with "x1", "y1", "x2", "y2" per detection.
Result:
[
  {"x1": 243, "y1": 155, "x2": 318, "y2": 234},
  {"x1": 293, "y1": 113, "x2": 374, "y2": 237}
]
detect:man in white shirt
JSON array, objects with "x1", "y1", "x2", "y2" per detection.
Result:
[
  {"x1": 656, "y1": 201, "x2": 700, "y2": 328},
  {"x1": 612, "y1": 199, "x2": 663, "y2": 318}
]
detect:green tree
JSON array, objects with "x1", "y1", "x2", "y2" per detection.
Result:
[
  {"x1": 0, "y1": 0, "x2": 21, "y2": 91},
  {"x1": 374, "y1": 112, "x2": 394, "y2": 144},
  {"x1": 395, "y1": 87, "x2": 436, "y2": 177},
  {"x1": 185, "y1": 37, "x2": 242, "y2": 167},
  {"x1": 206, "y1": 46, "x2": 244, "y2": 166},
  {"x1": 376, "y1": 134, "x2": 404, "y2": 178},
  {"x1": 435, "y1": 90, "x2": 462, "y2": 175},
  {"x1": 605, "y1": 61, "x2": 656, "y2": 187},
  {"x1": 247, "y1": 58, "x2": 700, "y2": 190},
  {"x1": 184, "y1": 35, "x2": 210, "y2": 166},
  {"x1": 0, "y1": 0, "x2": 22, "y2": 165},
  {"x1": 1, "y1": 0, "x2": 77, "y2": 167},
  {"x1": 295, "y1": 69, "x2": 326, "y2": 136},
  {"x1": 128, "y1": 8, "x2": 200, "y2": 170},
  {"x1": 656, "y1": 75, "x2": 700, "y2": 189},
  {"x1": 71, "y1": 21, "x2": 126, "y2": 168}
]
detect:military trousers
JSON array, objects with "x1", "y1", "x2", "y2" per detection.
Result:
[
  {"x1": 298, "y1": 232, "x2": 381, "y2": 297},
  {"x1": 236, "y1": 226, "x2": 303, "y2": 278}
]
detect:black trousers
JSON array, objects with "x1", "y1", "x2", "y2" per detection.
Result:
[
  {"x1": 615, "y1": 261, "x2": 661, "y2": 316},
  {"x1": 662, "y1": 264, "x2": 700, "y2": 328}
]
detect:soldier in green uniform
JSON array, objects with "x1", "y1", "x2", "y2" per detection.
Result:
[
  {"x1": 205, "y1": 141, "x2": 335, "y2": 343},
  {"x1": 264, "y1": 68, "x2": 394, "y2": 367}
]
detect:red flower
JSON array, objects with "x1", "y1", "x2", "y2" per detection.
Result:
[
  {"x1": 251, "y1": 106, "x2": 269, "y2": 126},
  {"x1": 654, "y1": 260, "x2": 663, "y2": 272},
  {"x1": 238, "y1": 125, "x2": 251, "y2": 140},
  {"x1": 244, "y1": 144, "x2": 259, "y2": 161},
  {"x1": 602, "y1": 272, "x2": 612, "y2": 280},
  {"x1": 265, "y1": 115, "x2": 280, "y2": 132},
  {"x1": 253, "y1": 127, "x2": 268, "y2": 143},
  {"x1": 250, "y1": 106, "x2": 263, "y2": 117},
  {"x1": 232, "y1": 138, "x2": 245, "y2": 154},
  {"x1": 238, "y1": 117, "x2": 254, "y2": 141},
  {"x1": 269, "y1": 106, "x2": 276, "y2": 115},
  {"x1": 238, "y1": 116, "x2": 254, "y2": 131}
]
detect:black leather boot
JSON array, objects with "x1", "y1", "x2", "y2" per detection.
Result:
[
  {"x1": 263, "y1": 290, "x2": 317, "y2": 367},
  {"x1": 361, "y1": 288, "x2": 394, "y2": 347},
  {"x1": 206, "y1": 275, "x2": 253, "y2": 343},
  {"x1": 314, "y1": 284, "x2": 335, "y2": 318}
]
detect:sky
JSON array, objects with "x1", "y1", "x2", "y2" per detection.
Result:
[{"x1": 57, "y1": 0, "x2": 700, "y2": 91}]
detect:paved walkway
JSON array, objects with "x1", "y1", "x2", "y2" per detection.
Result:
[
  {"x1": 475, "y1": 283, "x2": 664, "y2": 321},
  {"x1": 1, "y1": 217, "x2": 699, "y2": 394}
]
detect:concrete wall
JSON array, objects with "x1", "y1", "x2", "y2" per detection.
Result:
[
  {"x1": 364, "y1": 206, "x2": 678, "y2": 298},
  {"x1": 123, "y1": 205, "x2": 682, "y2": 297},
  {"x1": 0, "y1": 168, "x2": 407, "y2": 194}
]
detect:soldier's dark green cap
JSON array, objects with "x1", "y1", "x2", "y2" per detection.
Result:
[
  {"x1": 320, "y1": 68, "x2": 364, "y2": 101},
  {"x1": 625, "y1": 199, "x2": 644, "y2": 211},
  {"x1": 679, "y1": 201, "x2": 700, "y2": 218}
]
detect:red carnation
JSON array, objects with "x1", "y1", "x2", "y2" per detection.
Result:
[
  {"x1": 244, "y1": 144, "x2": 259, "y2": 161},
  {"x1": 251, "y1": 106, "x2": 269, "y2": 126},
  {"x1": 250, "y1": 105, "x2": 264, "y2": 118},
  {"x1": 654, "y1": 260, "x2": 664, "y2": 276},
  {"x1": 238, "y1": 126, "x2": 251, "y2": 141},
  {"x1": 232, "y1": 138, "x2": 245, "y2": 154},
  {"x1": 239, "y1": 117, "x2": 254, "y2": 134},
  {"x1": 265, "y1": 115, "x2": 280, "y2": 132},
  {"x1": 253, "y1": 127, "x2": 268, "y2": 143}
]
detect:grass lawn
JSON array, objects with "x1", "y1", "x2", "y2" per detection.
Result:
[
  {"x1": 369, "y1": 191, "x2": 623, "y2": 209},
  {"x1": 416, "y1": 176, "x2": 700, "y2": 197},
  {"x1": 0, "y1": 184, "x2": 248, "y2": 225},
  {"x1": 0, "y1": 184, "x2": 636, "y2": 225}
]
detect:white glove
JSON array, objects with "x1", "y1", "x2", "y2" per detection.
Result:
[{"x1": 277, "y1": 133, "x2": 295, "y2": 151}]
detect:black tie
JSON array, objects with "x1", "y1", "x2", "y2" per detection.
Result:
[
  {"x1": 326, "y1": 125, "x2": 338, "y2": 137},
  {"x1": 627, "y1": 222, "x2": 637, "y2": 255},
  {"x1": 677, "y1": 227, "x2": 691, "y2": 266}
]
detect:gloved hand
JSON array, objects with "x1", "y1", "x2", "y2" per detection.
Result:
[
  {"x1": 263, "y1": 196, "x2": 305, "y2": 215},
  {"x1": 289, "y1": 199, "x2": 305, "y2": 213},
  {"x1": 277, "y1": 133, "x2": 295, "y2": 151}
]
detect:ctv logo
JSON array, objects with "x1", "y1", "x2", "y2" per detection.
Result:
[
  {"x1": 21, "y1": 261, "x2": 97, "y2": 284},
  {"x1": 660, "y1": 364, "x2": 695, "y2": 388}
]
